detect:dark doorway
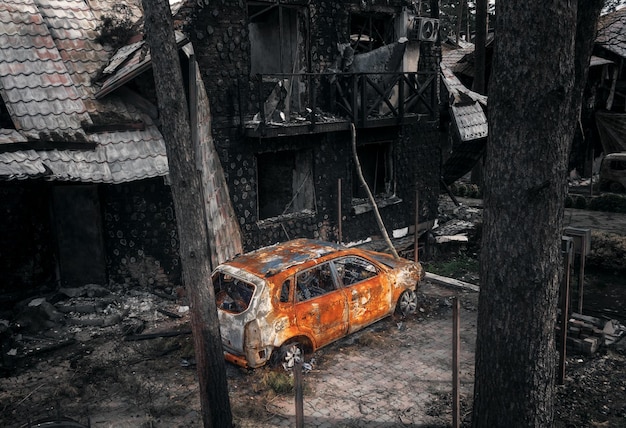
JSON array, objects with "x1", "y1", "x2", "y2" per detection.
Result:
[{"x1": 52, "y1": 185, "x2": 107, "y2": 287}]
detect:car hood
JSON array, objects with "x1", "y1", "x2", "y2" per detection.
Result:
[{"x1": 366, "y1": 251, "x2": 414, "y2": 268}]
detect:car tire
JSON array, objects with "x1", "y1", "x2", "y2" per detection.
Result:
[
  {"x1": 271, "y1": 341, "x2": 304, "y2": 369},
  {"x1": 609, "y1": 181, "x2": 625, "y2": 193},
  {"x1": 396, "y1": 289, "x2": 418, "y2": 316}
]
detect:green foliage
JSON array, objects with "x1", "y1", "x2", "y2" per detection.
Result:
[
  {"x1": 262, "y1": 370, "x2": 294, "y2": 394},
  {"x1": 586, "y1": 231, "x2": 626, "y2": 272},
  {"x1": 587, "y1": 194, "x2": 626, "y2": 213},
  {"x1": 425, "y1": 254, "x2": 479, "y2": 278}
]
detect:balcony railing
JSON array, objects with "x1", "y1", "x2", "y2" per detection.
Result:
[{"x1": 244, "y1": 71, "x2": 438, "y2": 136}]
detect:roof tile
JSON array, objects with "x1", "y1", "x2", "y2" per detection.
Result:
[{"x1": 0, "y1": 0, "x2": 173, "y2": 183}]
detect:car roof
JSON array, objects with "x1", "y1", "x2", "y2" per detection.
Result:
[
  {"x1": 605, "y1": 152, "x2": 626, "y2": 160},
  {"x1": 222, "y1": 238, "x2": 346, "y2": 278}
]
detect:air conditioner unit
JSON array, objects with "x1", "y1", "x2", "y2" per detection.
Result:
[{"x1": 411, "y1": 17, "x2": 439, "y2": 42}]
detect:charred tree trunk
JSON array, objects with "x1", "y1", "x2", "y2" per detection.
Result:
[
  {"x1": 472, "y1": 0, "x2": 487, "y2": 95},
  {"x1": 471, "y1": 2, "x2": 601, "y2": 426},
  {"x1": 141, "y1": 2, "x2": 233, "y2": 427}
]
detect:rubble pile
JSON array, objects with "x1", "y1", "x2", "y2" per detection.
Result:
[
  {"x1": 431, "y1": 196, "x2": 483, "y2": 249},
  {"x1": 564, "y1": 313, "x2": 626, "y2": 355},
  {"x1": 0, "y1": 284, "x2": 189, "y2": 373}
]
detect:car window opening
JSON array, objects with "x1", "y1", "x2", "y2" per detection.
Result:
[
  {"x1": 280, "y1": 279, "x2": 291, "y2": 303},
  {"x1": 214, "y1": 273, "x2": 255, "y2": 313},
  {"x1": 334, "y1": 256, "x2": 379, "y2": 286},
  {"x1": 296, "y1": 263, "x2": 335, "y2": 302}
]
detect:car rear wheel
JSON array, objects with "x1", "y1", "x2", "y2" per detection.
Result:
[
  {"x1": 271, "y1": 340, "x2": 307, "y2": 369},
  {"x1": 397, "y1": 289, "x2": 418, "y2": 316}
]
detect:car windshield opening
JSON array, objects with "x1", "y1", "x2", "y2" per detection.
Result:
[{"x1": 213, "y1": 272, "x2": 255, "y2": 314}]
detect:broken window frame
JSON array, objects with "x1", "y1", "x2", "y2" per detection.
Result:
[
  {"x1": 351, "y1": 141, "x2": 395, "y2": 203},
  {"x1": 213, "y1": 272, "x2": 256, "y2": 314},
  {"x1": 349, "y1": 12, "x2": 396, "y2": 54},
  {"x1": 248, "y1": 1, "x2": 309, "y2": 75},
  {"x1": 333, "y1": 256, "x2": 380, "y2": 287},
  {"x1": 295, "y1": 262, "x2": 337, "y2": 303},
  {"x1": 256, "y1": 149, "x2": 316, "y2": 221},
  {"x1": 248, "y1": 1, "x2": 310, "y2": 120}
]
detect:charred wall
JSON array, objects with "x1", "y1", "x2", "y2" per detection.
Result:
[
  {"x1": 179, "y1": 0, "x2": 250, "y2": 131},
  {"x1": 181, "y1": 0, "x2": 440, "y2": 251},
  {"x1": 220, "y1": 121, "x2": 440, "y2": 251},
  {"x1": 101, "y1": 178, "x2": 180, "y2": 289},
  {"x1": 0, "y1": 179, "x2": 182, "y2": 297}
]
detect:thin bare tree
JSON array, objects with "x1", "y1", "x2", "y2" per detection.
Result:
[{"x1": 141, "y1": 1, "x2": 233, "y2": 427}]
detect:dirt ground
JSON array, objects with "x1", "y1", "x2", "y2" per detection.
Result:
[
  {"x1": 1, "y1": 197, "x2": 625, "y2": 427},
  {"x1": 0, "y1": 277, "x2": 624, "y2": 428}
]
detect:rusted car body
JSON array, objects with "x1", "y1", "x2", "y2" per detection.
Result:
[{"x1": 212, "y1": 238, "x2": 423, "y2": 368}]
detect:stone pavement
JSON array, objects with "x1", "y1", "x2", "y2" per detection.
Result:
[{"x1": 236, "y1": 281, "x2": 478, "y2": 427}]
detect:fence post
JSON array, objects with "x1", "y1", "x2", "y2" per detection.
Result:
[
  {"x1": 295, "y1": 359, "x2": 304, "y2": 428},
  {"x1": 558, "y1": 236, "x2": 573, "y2": 385},
  {"x1": 452, "y1": 297, "x2": 460, "y2": 428},
  {"x1": 337, "y1": 178, "x2": 342, "y2": 243},
  {"x1": 414, "y1": 189, "x2": 419, "y2": 263}
]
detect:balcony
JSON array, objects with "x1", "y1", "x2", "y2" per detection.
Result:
[{"x1": 243, "y1": 71, "x2": 438, "y2": 138}]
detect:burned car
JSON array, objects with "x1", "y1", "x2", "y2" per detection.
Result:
[
  {"x1": 599, "y1": 152, "x2": 626, "y2": 193},
  {"x1": 212, "y1": 238, "x2": 424, "y2": 368}
]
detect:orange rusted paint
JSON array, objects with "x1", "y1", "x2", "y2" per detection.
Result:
[
  {"x1": 212, "y1": 238, "x2": 423, "y2": 368},
  {"x1": 224, "y1": 352, "x2": 248, "y2": 367}
]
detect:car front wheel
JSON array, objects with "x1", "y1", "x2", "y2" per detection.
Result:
[{"x1": 397, "y1": 289, "x2": 418, "y2": 316}]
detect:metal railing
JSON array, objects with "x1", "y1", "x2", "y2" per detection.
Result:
[{"x1": 247, "y1": 71, "x2": 438, "y2": 132}]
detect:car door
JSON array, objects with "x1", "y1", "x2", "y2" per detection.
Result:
[
  {"x1": 294, "y1": 262, "x2": 348, "y2": 348},
  {"x1": 333, "y1": 256, "x2": 391, "y2": 333}
]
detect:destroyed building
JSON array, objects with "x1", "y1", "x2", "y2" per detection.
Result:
[
  {"x1": 177, "y1": 0, "x2": 442, "y2": 249},
  {"x1": 0, "y1": 0, "x2": 442, "y2": 299}
]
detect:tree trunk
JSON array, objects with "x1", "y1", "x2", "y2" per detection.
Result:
[
  {"x1": 455, "y1": 0, "x2": 464, "y2": 44},
  {"x1": 471, "y1": 2, "x2": 600, "y2": 426},
  {"x1": 141, "y1": 2, "x2": 233, "y2": 427},
  {"x1": 472, "y1": 0, "x2": 487, "y2": 95}
]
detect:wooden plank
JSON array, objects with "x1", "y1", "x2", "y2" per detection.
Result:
[
  {"x1": 124, "y1": 329, "x2": 192, "y2": 341},
  {"x1": 424, "y1": 272, "x2": 479, "y2": 292}
]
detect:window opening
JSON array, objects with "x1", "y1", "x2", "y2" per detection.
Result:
[
  {"x1": 257, "y1": 149, "x2": 315, "y2": 220},
  {"x1": 610, "y1": 160, "x2": 626, "y2": 171},
  {"x1": 248, "y1": 2, "x2": 303, "y2": 75},
  {"x1": 350, "y1": 12, "x2": 396, "y2": 54},
  {"x1": 280, "y1": 279, "x2": 291, "y2": 303},
  {"x1": 334, "y1": 256, "x2": 379, "y2": 286},
  {"x1": 213, "y1": 272, "x2": 255, "y2": 313},
  {"x1": 352, "y1": 142, "x2": 394, "y2": 200},
  {"x1": 296, "y1": 263, "x2": 335, "y2": 302}
]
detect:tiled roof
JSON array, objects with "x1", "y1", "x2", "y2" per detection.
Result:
[
  {"x1": 440, "y1": 63, "x2": 487, "y2": 108},
  {"x1": 0, "y1": 0, "x2": 91, "y2": 140},
  {"x1": 441, "y1": 41, "x2": 474, "y2": 70},
  {"x1": 97, "y1": 32, "x2": 189, "y2": 99},
  {"x1": 597, "y1": 8, "x2": 626, "y2": 59},
  {"x1": 0, "y1": 0, "x2": 169, "y2": 183}
]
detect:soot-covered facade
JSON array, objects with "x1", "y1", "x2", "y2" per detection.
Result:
[{"x1": 179, "y1": 0, "x2": 442, "y2": 251}]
